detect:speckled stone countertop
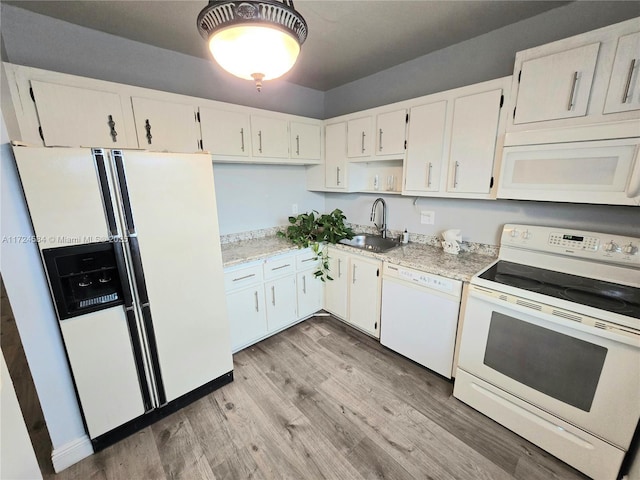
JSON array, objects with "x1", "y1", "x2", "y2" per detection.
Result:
[{"x1": 221, "y1": 236, "x2": 497, "y2": 282}]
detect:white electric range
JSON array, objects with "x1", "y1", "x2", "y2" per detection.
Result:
[{"x1": 454, "y1": 224, "x2": 639, "y2": 480}]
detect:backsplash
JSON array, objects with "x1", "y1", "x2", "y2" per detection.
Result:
[{"x1": 220, "y1": 224, "x2": 498, "y2": 256}]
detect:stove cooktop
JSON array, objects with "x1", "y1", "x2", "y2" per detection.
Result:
[{"x1": 478, "y1": 261, "x2": 640, "y2": 319}]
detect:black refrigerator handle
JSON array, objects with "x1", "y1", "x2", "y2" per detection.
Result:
[
  {"x1": 92, "y1": 149, "x2": 119, "y2": 237},
  {"x1": 112, "y1": 150, "x2": 136, "y2": 235}
]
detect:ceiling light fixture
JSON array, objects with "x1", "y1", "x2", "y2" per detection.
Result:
[{"x1": 197, "y1": 0, "x2": 308, "y2": 92}]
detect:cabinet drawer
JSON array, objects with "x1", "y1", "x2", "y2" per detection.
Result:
[
  {"x1": 263, "y1": 254, "x2": 296, "y2": 280},
  {"x1": 224, "y1": 263, "x2": 263, "y2": 292},
  {"x1": 296, "y1": 248, "x2": 321, "y2": 270}
]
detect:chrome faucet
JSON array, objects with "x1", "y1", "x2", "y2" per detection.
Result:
[{"x1": 370, "y1": 197, "x2": 387, "y2": 238}]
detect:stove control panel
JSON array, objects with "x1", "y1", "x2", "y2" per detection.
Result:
[{"x1": 501, "y1": 224, "x2": 640, "y2": 267}]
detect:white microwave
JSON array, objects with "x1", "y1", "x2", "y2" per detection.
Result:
[{"x1": 497, "y1": 138, "x2": 640, "y2": 206}]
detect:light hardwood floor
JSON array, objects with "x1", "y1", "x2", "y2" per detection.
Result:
[{"x1": 34, "y1": 314, "x2": 588, "y2": 480}]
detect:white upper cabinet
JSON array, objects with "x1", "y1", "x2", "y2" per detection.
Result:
[
  {"x1": 131, "y1": 96, "x2": 200, "y2": 153},
  {"x1": 199, "y1": 107, "x2": 249, "y2": 156},
  {"x1": 604, "y1": 31, "x2": 640, "y2": 114},
  {"x1": 514, "y1": 43, "x2": 600, "y2": 124},
  {"x1": 448, "y1": 88, "x2": 503, "y2": 194},
  {"x1": 404, "y1": 101, "x2": 448, "y2": 193},
  {"x1": 29, "y1": 81, "x2": 134, "y2": 148},
  {"x1": 324, "y1": 122, "x2": 349, "y2": 190},
  {"x1": 347, "y1": 116, "x2": 372, "y2": 158},
  {"x1": 290, "y1": 121, "x2": 321, "y2": 161},
  {"x1": 375, "y1": 109, "x2": 407, "y2": 156},
  {"x1": 251, "y1": 115, "x2": 289, "y2": 158}
]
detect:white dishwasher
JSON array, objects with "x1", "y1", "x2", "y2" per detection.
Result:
[{"x1": 380, "y1": 263, "x2": 462, "y2": 379}]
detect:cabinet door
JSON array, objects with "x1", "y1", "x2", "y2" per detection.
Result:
[
  {"x1": 297, "y1": 270, "x2": 323, "y2": 318},
  {"x1": 131, "y1": 97, "x2": 200, "y2": 153},
  {"x1": 325, "y1": 123, "x2": 348, "y2": 190},
  {"x1": 199, "y1": 107, "x2": 250, "y2": 156},
  {"x1": 376, "y1": 109, "x2": 407, "y2": 156},
  {"x1": 448, "y1": 89, "x2": 502, "y2": 194},
  {"x1": 404, "y1": 101, "x2": 447, "y2": 192},
  {"x1": 324, "y1": 248, "x2": 348, "y2": 319},
  {"x1": 347, "y1": 117, "x2": 372, "y2": 157},
  {"x1": 291, "y1": 121, "x2": 321, "y2": 160},
  {"x1": 251, "y1": 115, "x2": 289, "y2": 158},
  {"x1": 29, "y1": 80, "x2": 133, "y2": 148},
  {"x1": 265, "y1": 276, "x2": 297, "y2": 332},
  {"x1": 604, "y1": 32, "x2": 640, "y2": 114},
  {"x1": 226, "y1": 287, "x2": 268, "y2": 352},
  {"x1": 514, "y1": 42, "x2": 600, "y2": 124},
  {"x1": 348, "y1": 255, "x2": 381, "y2": 338}
]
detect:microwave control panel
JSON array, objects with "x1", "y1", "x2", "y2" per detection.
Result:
[{"x1": 501, "y1": 224, "x2": 640, "y2": 267}]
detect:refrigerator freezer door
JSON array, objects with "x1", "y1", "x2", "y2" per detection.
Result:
[
  {"x1": 118, "y1": 151, "x2": 232, "y2": 402},
  {"x1": 12, "y1": 146, "x2": 110, "y2": 248},
  {"x1": 60, "y1": 307, "x2": 145, "y2": 438}
]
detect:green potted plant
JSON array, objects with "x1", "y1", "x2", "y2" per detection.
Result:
[{"x1": 277, "y1": 209, "x2": 354, "y2": 281}]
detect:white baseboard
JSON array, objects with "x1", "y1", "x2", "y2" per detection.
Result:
[{"x1": 51, "y1": 435, "x2": 93, "y2": 473}]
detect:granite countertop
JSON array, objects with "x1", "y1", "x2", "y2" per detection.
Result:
[{"x1": 221, "y1": 236, "x2": 497, "y2": 282}]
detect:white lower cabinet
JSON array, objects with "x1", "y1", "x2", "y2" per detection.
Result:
[
  {"x1": 265, "y1": 276, "x2": 298, "y2": 332},
  {"x1": 325, "y1": 247, "x2": 349, "y2": 319},
  {"x1": 348, "y1": 254, "x2": 382, "y2": 338},
  {"x1": 224, "y1": 248, "x2": 326, "y2": 352}
]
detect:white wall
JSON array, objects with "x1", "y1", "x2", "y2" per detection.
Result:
[
  {"x1": 0, "y1": 3, "x2": 325, "y2": 119},
  {"x1": 326, "y1": 194, "x2": 640, "y2": 246},
  {"x1": 0, "y1": 114, "x2": 90, "y2": 463},
  {"x1": 213, "y1": 163, "x2": 325, "y2": 235},
  {"x1": 324, "y1": 1, "x2": 640, "y2": 117}
]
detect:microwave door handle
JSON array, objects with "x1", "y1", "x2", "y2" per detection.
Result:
[{"x1": 626, "y1": 145, "x2": 640, "y2": 198}]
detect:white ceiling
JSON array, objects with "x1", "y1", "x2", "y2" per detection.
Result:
[{"x1": 5, "y1": 0, "x2": 572, "y2": 91}]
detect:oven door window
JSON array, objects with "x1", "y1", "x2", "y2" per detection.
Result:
[{"x1": 483, "y1": 312, "x2": 607, "y2": 412}]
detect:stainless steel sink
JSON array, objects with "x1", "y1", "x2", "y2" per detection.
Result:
[{"x1": 339, "y1": 233, "x2": 402, "y2": 253}]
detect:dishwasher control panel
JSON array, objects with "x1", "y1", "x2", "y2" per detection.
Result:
[{"x1": 383, "y1": 263, "x2": 462, "y2": 296}]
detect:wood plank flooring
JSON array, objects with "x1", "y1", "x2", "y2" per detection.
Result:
[{"x1": 41, "y1": 315, "x2": 588, "y2": 480}]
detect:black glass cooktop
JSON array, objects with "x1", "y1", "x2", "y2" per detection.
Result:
[{"x1": 479, "y1": 261, "x2": 640, "y2": 319}]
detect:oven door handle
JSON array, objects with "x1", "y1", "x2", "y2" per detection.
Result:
[{"x1": 469, "y1": 286, "x2": 640, "y2": 348}]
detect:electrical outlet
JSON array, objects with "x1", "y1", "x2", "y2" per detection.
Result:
[
  {"x1": 292, "y1": 204, "x2": 298, "y2": 215},
  {"x1": 420, "y1": 210, "x2": 435, "y2": 225}
]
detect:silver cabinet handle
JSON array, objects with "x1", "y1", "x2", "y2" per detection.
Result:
[
  {"x1": 336, "y1": 167, "x2": 341, "y2": 186},
  {"x1": 567, "y1": 71, "x2": 579, "y2": 111},
  {"x1": 453, "y1": 161, "x2": 460, "y2": 188},
  {"x1": 254, "y1": 291, "x2": 259, "y2": 312},
  {"x1": 258, "y1": 130, "x2": 263, "y2": 153},
  {"x1": 232, "y1": 273, "x2": 255, "y2": 282},
  {"x1": 338, "y1": 259, "x2": 342, "y2": 278},
  {"x1": 302, "y1": 275, "x2": 307, "y2": 294},
  {"x1": 361, "y1": 131, "x2": 366, "y2": 153},
  {"x1": 379, "y1": 128, "x2": 383, "y2": 151},
  {"x1": 296, "y1": 134, "x2": 300, "y2": 156},
  {"x1": 622, "y1": 59, "x2": 637, "y2": 104},
  {"x1": 240, "y1": 128, "x2": 245, "y2": 152},
  {"x1": 271, "y1": 264, "x2": 291, "y2": 271},
  {"x1": 352, "y1": 264, "x2": 357, "y2": 284},
  {"x1": 427, "y1": 162, "x2": 433, "y2": 187},
  {"x1": 108, "y1": 115, "x2": 117, "y2": 142},
  {"x1": 271, "y1": 285, "x2": 275, "y2": 306}
]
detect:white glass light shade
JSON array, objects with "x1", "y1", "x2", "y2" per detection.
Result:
[{"x1": 209, "y1": 25, "x2": 300, "y2": 81}]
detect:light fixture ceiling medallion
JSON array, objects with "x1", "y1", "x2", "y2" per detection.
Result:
[{"x1": 197, "y1": 0, "x2": 308, "y2": 91}]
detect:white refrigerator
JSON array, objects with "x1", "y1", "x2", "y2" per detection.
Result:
[{"x1": 12, "y1": 145, "x2": 233, "y2": 449}]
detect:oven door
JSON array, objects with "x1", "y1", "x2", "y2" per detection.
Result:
[{"x1": 457, "y1": 285, "x2": 640, "y2": 449}]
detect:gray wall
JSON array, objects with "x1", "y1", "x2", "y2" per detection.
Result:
[
  {"x1": 324, "y1": 1, "x2": 640, "y2": 117},
  {"x1": 0, "y1": 3, "x2": 325, "y2": 119},
  {"x1": 326, "y1": 194, "x2": 640, "y2": 246}
]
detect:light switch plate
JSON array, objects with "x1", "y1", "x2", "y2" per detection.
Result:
[{"x1": 421, "y1": 210, "x2": 435, "y2": 225}]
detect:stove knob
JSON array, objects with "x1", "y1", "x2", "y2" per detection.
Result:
[
  {"x1": 521, "y1": 230, "x2": 531, "y2": 240},
  {"x1": 623, "y1": 243, "x2": 638, "y2": 255},
  {"x1": 510, "y1": 229, "x2": 520, "y2": 238},
  {"x1": 604, "y1": 241, "x2": 619, "y2": 252}
]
